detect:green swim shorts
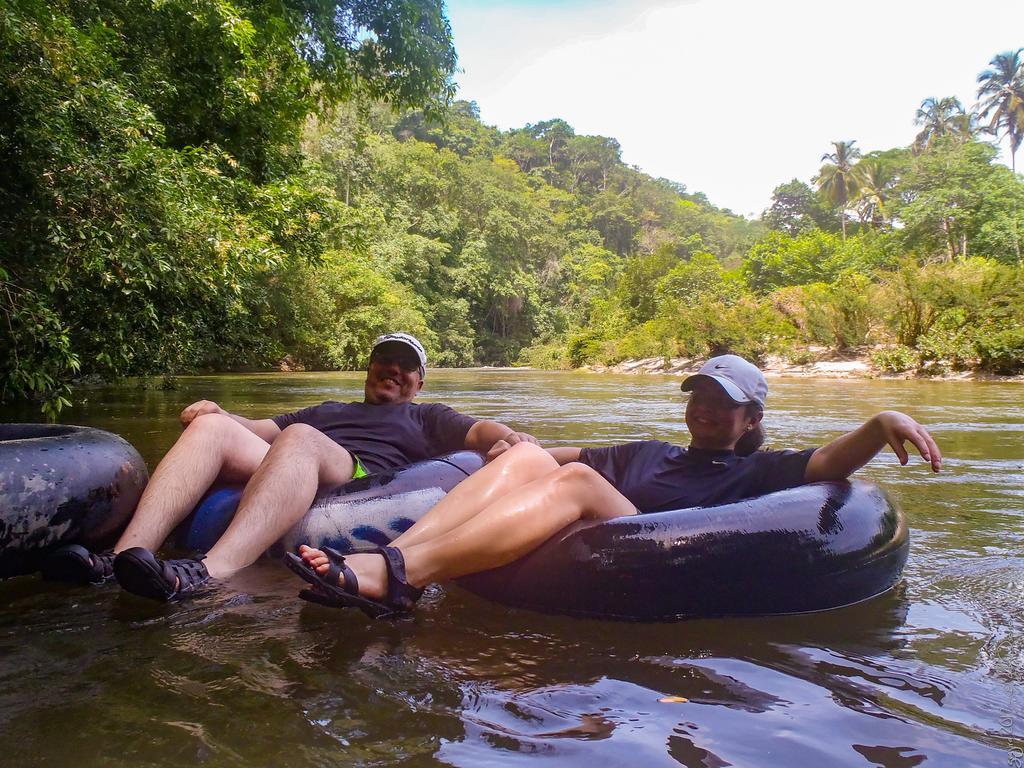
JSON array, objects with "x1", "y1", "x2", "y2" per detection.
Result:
[{"x1": 351, "y1": 454, "x2": 368, "y2": 480}]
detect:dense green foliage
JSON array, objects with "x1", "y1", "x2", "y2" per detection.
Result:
[
  {"x1": 2, "y1": 4, "x2": 1023, "y2": 419},
  {"x1": 1, "y1": 0, "x2": 455, "y2": 416},
  {"x1": 285, "y1": 100, "x2": 763, "y2": 371},
  {"x1": 336, "y1": 96, "x2": 1022, "y2": 375}
]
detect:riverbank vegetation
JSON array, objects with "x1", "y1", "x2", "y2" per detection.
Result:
[{"x1": 2, "y1": 2, "x2": 1023, "y2": 416}]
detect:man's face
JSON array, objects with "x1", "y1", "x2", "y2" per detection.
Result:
[{"x1": 363, "y1": 343, "x2": 424, "y2": 404}]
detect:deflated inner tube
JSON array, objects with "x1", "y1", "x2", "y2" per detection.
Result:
[
  {"x1": 457, "y1": 480, "x2": 908, "y2": 621},
  {"x1": 176, "y1": 451, "x2": 486, "y2": 555},
  {"x1": 0, "y1": 424, "x2": 149, "y2": 578}
]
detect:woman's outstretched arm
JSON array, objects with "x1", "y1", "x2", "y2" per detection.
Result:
[{"x1": 804, "y1": 410, "x2": 942, "y2": 482}]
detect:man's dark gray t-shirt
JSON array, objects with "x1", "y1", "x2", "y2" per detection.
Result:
[
  {"x1": 272, "y1": 401, "x2": 477, "y2": 474},
  {"x1": 578, "y1": 441, "x2": 816, "y2": 512}
]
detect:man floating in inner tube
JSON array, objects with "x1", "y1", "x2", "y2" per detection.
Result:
[
  {"x1": 42, "y1": 333, "x2": 537, "y2": 600},
  {"x1": 287, "y1": 354, "x2": 943, "y2": 618}
]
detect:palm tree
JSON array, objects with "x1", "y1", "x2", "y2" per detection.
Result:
[
  {"x1": 977, "y1": 49, "x2": 1024, "y2": 263},
  {"x1": 976, "y1": 49, "x2": 1024, "y2": 172},
  {"x1": 913, "y1": 96, "x2": 976, "y2": 152},
  {"x1": 853, "y1": 158, "x2": 897, "y2": 229},
  {"x1": 815, "y1": 140, "x2": 861, "y2": 240}
]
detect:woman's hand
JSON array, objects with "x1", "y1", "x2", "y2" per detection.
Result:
[
  {"x1": 875, "y1": 410, "x2": 942, "y2": 472},
  {"x1": 179, "y1": 400, "x2": 225, "y2": 428}
]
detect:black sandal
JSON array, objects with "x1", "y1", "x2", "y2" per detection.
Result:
[
  {"x1": 375, "y1": 545, "x2": 424, "y2": 613},
  {"x1": 284, "y1": 545, "x2": 423, "y2": 619},
  {"x1": 113, "y1": 547, "x2": 211, "y2": 601},
  {"x1": 41, "y1": 544, "x2": 115, "y2": 585}
]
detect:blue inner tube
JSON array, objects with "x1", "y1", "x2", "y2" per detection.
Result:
[
  {"x1": 0, "y1": 424, "x2": 149, "y2": 578},
  {"x1": 184, "y1": 452, "x2": 907, "y2": 621},
  {"x1": 176, "y1": 451, "x2": 486, "y2": 555}
]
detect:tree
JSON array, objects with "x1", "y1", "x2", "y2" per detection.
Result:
[
  {"x1": 526, "y1": 119, "x2": 576, "y2": 169},
  {"x1": 657, "y1": 251, "x2": 740, "y2": 305},
  {"x1": 742, "y1": 230, "x2": 848, "y2": 293},
  {"x1": 0, "y1": 0, "x2": 458, "y2": 413},
  {"x1": 977, "y1": 49, "x2": 1024, "y2": 262},
  {"x1": 586, "y1": 188, "x2": 639, "y2": 255},
  {"x1": 613, "y1": 245, "x2": 678, "y2": 323},
  {"x1": 853, "y1": 153, "x2": 903, "y2": 229},
  {"x1": 61, "y1": 0, "x2": 458, "y2": 180},
  {"x1": 815, "y1": 141, "x2": 862, "y2": 240},
  {"x1": 392, "y1": 100, "x2": 499, "y2": 159},
  {"x1": 566, "y1": 135, "x2": 621, "y2": 194},
  {"x1": 892, "y1": 139, "x2": 1024, "y2": 263},
  {"x1": 913, "y1": 97, "x2": 976, "y2": 153},
  {"x1": 762, "y1": 179, "x2": 834, "y2": 235},
  {"x1": 501, "y1": 130, "x2": 547, "y2": 173},
  {"x1": 977, "y1": 49, "x2": 1024, "y2": 172}
]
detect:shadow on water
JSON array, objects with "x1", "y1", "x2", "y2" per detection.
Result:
[{"x1": 0, "y1": 558, "x2": 1014, "y2": 768}]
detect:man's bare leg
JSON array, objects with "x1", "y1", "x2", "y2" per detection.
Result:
[
  {"x1": 115, "y1": 413, "x2": 272, "y2": 552},
  {"x1": 201, "y1": 423, "x2": 355, "y2": 578},
  {"x1": 390, "y1": 442, "x2": 558, "y2": 549},
  {"x1": 300, "y1": 462, "x2": 637, "y2": 600}
]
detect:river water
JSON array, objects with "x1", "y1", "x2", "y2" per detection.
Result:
[{"x1": 1, "y1": 370, "x2": 1022, "y2": 767}]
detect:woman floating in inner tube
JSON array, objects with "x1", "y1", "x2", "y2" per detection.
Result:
[{"x1": 286, "y1": 355, "x2": 942, "y2": 618}]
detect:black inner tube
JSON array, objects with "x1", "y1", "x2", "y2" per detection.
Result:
[{"x1": 0, "y1": 424, "x2": 80, "y2": 442}]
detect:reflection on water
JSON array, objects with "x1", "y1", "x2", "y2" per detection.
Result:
[{"x1": 1, "y1": 371, "x2": 1022, "y2": 766}]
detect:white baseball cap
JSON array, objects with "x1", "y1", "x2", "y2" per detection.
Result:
[
  {"x1": 681, "y1": 354, "x2": 767, "y2": 408},
  {"x1": 371, "y1": 333, "x2": 427, "y2": 378}
]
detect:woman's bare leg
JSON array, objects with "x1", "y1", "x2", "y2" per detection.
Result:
[
  {"x1": 300, "y1": 462, "x2": 636, "y2": 600},
  {"x1": 389, "y1": 442, "x2": 558, "y2": 549}
]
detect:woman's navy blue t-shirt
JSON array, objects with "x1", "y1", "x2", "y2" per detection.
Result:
[
  {"x1": 272, "y1": 401, "x2": 476, "y2": 474},
  {"x1": 578, "y1": 441, "x2": 816, "y2": 512}
]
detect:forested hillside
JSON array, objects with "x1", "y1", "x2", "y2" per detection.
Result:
[
  {"x1": 303, "y1": 95, "x2": 1024, "y2": 380},
  {"x1": 3, "y1": 1, "x2": 1023, "y2": 417},
  {"x1": 294, "y1": 100, "x2": 761, "y2": 369}
]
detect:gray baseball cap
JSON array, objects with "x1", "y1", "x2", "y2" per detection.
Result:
[
  {"x1": 371, "y1": 332, "x2": 427, "y2": 378},
  {"x1": 681, "y1": 354, "x2": 767, "y2": 408}
]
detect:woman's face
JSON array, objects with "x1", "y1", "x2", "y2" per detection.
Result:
[{"x1": 684, "y1": 378, "x2": 761, "y2": 450}]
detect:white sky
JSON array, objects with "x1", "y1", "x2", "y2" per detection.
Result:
[{"x1": 446, "y1": 0, "x2": 1024, "y2": 217}]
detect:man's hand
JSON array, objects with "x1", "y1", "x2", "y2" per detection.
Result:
[
  {"x1": 484, "y1": 432, "x2": 540, "y2": 462},
  {"x1": 466, "y1": 421, "x2": 540, "y2": 459},
  {"x1": 179, "y1": 400, "x2": 225, "y2": 428},
  {"x1": 486, "y1": 439, "x2": 512, "y2": 462},
  {"x1": 502, "y1": 431, "x2": 540, "y2": 447},
  {"x1": 875, "y1": 410, "x2": 942, "y2": 472}
]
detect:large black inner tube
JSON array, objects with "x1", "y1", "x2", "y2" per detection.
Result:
[
  {"x1": 457, "y1": 480, "x2": 908, "y2": 621},
  {"x1": 0, "y1": 424, "x2": 80, "y2": 441},
  {"x1": 0, "y1": 424, "x2": 149, "y2": 578},
  {"x1": 183, "y1": 454, "x2": 907, "y2": 620}
]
